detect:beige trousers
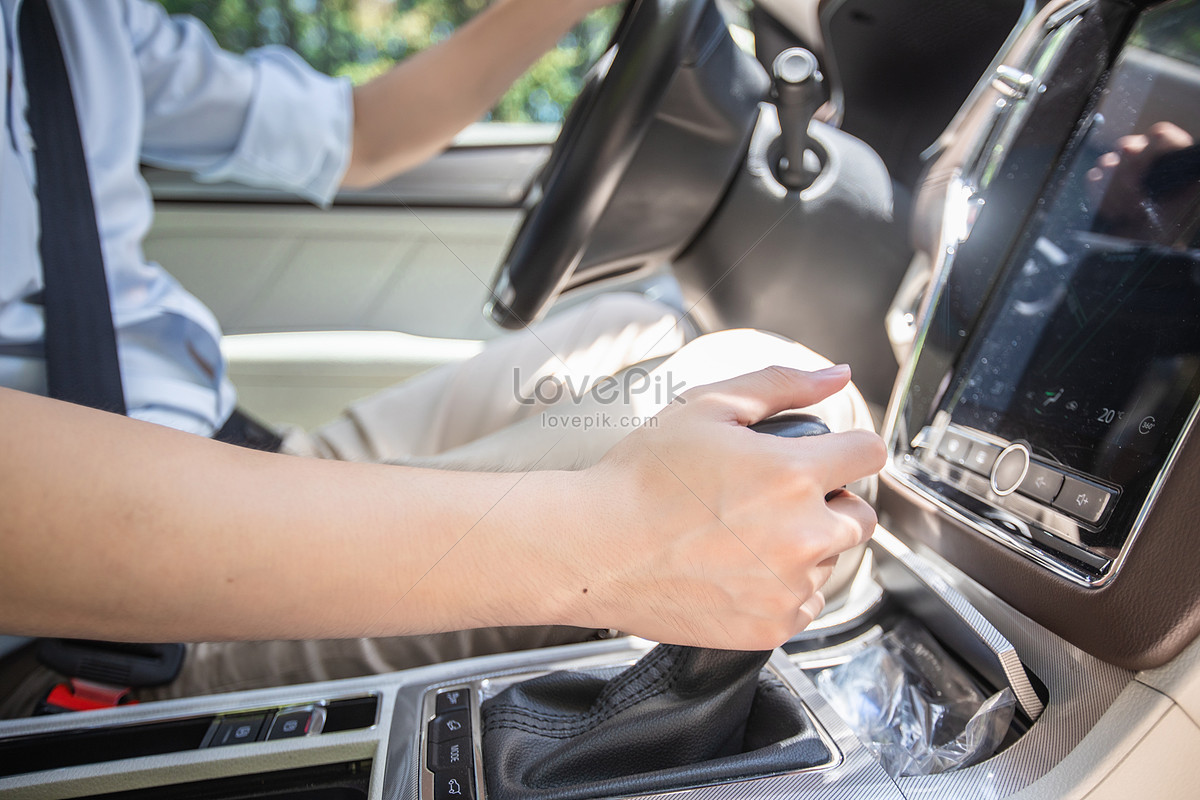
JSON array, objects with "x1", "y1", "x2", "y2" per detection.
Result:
[{"x1": 0, "y1": 293, "x2": 872, "y2": 716}]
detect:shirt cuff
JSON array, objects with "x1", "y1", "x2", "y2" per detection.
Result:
[{"x1": 193, "y1": 46, "x2": 353, "y2": 207}]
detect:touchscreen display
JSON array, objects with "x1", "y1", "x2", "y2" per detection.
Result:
[{"x1": 945, "y1": 0, "x2": 1200, "y2": 493}]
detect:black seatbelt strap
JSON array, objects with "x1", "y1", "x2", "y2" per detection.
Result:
[
  {"x1": 20, "y1": 0, "x2": 282, "y2": 453},
  {"x1": 214, "y1": 409, "x2": 285, "y2": 453},
  {"x1": 20, "y1": 0, "x2": 127, "y2": 415},
  {"x1": 19, "y1": 0, "x2": 185, "y2": 712}
]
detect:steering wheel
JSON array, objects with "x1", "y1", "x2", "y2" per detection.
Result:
[{"x1": 488, "y1": 0, "x2": 711, "y2": 330}]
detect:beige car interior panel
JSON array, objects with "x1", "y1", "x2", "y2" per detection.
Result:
[
  {"x1": 221, "y1": 331, "x2": 485, "y2": 430},
  {"x1": 142, "y1": 132, "x2": 556, "y2": 426},
  {"x1": 145, "y1": 206, "x2": 521, "y2": 340},
  {"x1": 144, "y1": 205, "x2": 519, "y2": 426},
  {"x1": 1082, "y1": 706, "x2": 1200, "y2": 799}
]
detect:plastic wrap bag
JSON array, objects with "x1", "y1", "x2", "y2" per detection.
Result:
[{"x1": 814, "y1": 619, "x2": 1016, "y2": 777}]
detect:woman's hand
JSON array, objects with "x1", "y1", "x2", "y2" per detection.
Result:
[
  {"x1": 0, "y1": 365, "x2": 883, "y2": 650},
  {"x1": 557, "y1": 365, "x2": 885, "y2": 650}
]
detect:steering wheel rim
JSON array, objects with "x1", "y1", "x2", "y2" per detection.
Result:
[{"x1": 488, "y1": 0, "x2": 711, "y2": 330}]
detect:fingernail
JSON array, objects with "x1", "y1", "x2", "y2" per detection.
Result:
[{"x1": 814, "y1": 364, "x2": 851, "y2": 377}]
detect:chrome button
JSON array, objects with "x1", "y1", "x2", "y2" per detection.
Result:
[{"x1": 991, "y1": 444, "x2": 1031, "y2": 496}]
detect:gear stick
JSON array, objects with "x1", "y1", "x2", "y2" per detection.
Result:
[
  {"x1": 480, "y1": 415, "x2": 834, "y2": 800},
  {"x1": 772, "y1": 48, "x2": 825, "y2": 190}
]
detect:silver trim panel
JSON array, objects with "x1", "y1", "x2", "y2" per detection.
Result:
[
  {"x1": 419, "y1": 684, "x2": 487, "y2": 800},
  {"x1": 872, "y1": 529, "x2": 1045, "y2": 721}
]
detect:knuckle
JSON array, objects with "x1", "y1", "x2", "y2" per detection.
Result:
[
  {"x1": 753, "y1": 365, "x2": 805, "y2": 400},
  {"x1": 861, "y1": 433, "x2": 889, "y2": 470},
  {"x1": 860, "y1": 491, "x2": 880, "y2": 519},
  {"x1": 761, "y1": 589, "x2": 797, "y2": 619},
  {"x1": 814, "y1": 567, "x2": 836, "y2": 592},
  {"x1": 838, "y1": 430, "x2": 889, "y2": 474},
  {"x1": 761, "y1": 364, "x2": 800, "y2": 386},
  {"x1": 1117, "y1": 135, "x2": 1146, "y2": 154},
  {"x1": 844, "y1": 431, "x2": 892, "y2": 462},
  {"x1": 1148, "y1": 121, "x2": 1177, "y2": 141},
  {"x1": 838, "y1": 513, "x2": 864, "y2": 548},
  {"x1": 681, "y1": 388, "x2": 724, "y2": 413},
  {"x1": 788, "y1": 469, "x2": 826, "y2": 501},
  {"x1": 839, "y1": 495, "x2": 879, "y2": 543},
  {"x1": 770, "y1": 528, "x2": 814, "y2": 569},
  {"x1": 815, "y1": 515, "x2": 851, "y2": 555},
  {"x1": 793, "y1": 571, "x2": 820, "y2": 599},
  {"x1": 811, "y1": 592, "x2": 827, "y2": 617}
]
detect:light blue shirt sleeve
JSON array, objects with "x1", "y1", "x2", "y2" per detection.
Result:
[
  {"x1": 1, "y1": 0, "x2": 359, "y2": 437},
  {"x1": 125, "y1": 0, "x2": 353, "y2": 206}
]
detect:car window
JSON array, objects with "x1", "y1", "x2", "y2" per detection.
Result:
[
  {"x1": 1129, "y1": 0, "x2": 1200, "y2": 68},
  {"x1": 156, "y1": 0, "x2": 621, "y2": 129}
]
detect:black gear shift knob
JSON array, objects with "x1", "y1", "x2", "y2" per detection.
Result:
[{"x1": 749, "y1": 411, "x2": 831, "y2": 439}]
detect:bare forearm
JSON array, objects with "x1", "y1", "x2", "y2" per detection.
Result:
[
  {"x1": 343, "y1": 0, "x2": 607, "y2": 186},
  {"x1": 1, "y1": 363, "x2": 886, "y2": 652},
  {"x1": 0, "y1": 389, "x2": 583, "y2": 642}
]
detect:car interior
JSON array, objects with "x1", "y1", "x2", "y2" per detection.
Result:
[{"x1": 3, "y1": 0, "x2": 1200, "y2": 797}]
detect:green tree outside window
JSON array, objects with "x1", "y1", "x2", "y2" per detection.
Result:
[{"x1": 158, "y1": 0, "x2": 621, "y2": 124}]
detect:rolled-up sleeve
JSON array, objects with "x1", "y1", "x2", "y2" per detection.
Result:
[{"x1": 126, "y1": 0, "x2": 352, "y2": 206}]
